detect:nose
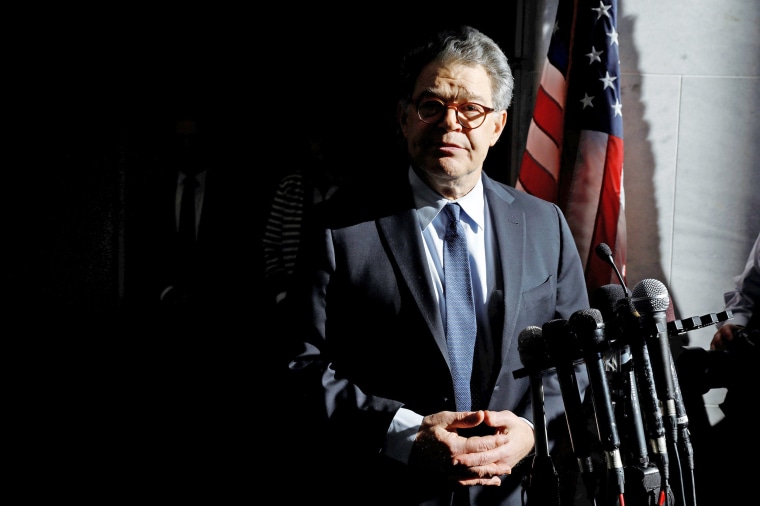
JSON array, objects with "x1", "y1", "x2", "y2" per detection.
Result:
[{"x1": 440, "y1": 106, "x2": 463, "y2": 130}]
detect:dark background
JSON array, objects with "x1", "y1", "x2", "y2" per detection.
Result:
[
  {"x1": 21, "y1": 9, "x2": 523, "y2": 322},
  {"x1": 13, "y1": 11, "x2": 524, "y2": 499}
]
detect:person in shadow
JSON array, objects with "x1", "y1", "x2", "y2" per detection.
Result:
[
  {"x1": 678, "y1": 232, "x2": 759, "y2": 503},
  {"x1": 122, "y1": 102, "x2": 257, "y2": 501},
  {"x1": 262, "y1": 122, "x2": 344, "y2": 324}
]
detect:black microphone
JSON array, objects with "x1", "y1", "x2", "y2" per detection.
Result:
[
  {"x1": 631, "y1": 280, "x2": 678, "y2": 445},
  {"x1": 591, "y1": 285, "x2": 649, "y2": 465},
  {"x1": 590, "y1": 264, "x2": 666, "y2": 503},
  {"x1": 570, "y1": 308, "x2": 625, "y2": 498},
  {"x1": 595, "y1": 243, "x2": 631, "y2": 296},
  {"x1": 590, "y1": 283, "x2": 627, "y2": 346},
  {"x1": 634, "y1": 279, "x2": 696, "y2": 460},
  {"x1": 518, "y1": 326, "x2": 552, "y2": 459},
  {"x1": 615, "y1": 296, "x2": 671, "y2": 491},
  {"x1": 670, "y1": 352, "x2": 696, "y2": 476},
  {"x1": 542, "y1": 318, "x2": 598, "y2": 504},
  {"x1": 517, "y1": 326, "x2": 560, "y2": 506},
  {"x1": 632, "y1": 279, "x2": 692, "y2": 505}
]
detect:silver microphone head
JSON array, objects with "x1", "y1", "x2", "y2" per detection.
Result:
[{"x1": 631, "y1": 278, "x2": 670, "y2": 313}]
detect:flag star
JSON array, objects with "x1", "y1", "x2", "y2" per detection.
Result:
[
  {"x1": 580, "y1": 93, "x2": 595, "y2": 109},
  {"x1": 586, "y1": 46, "x2": 603, "y2": 64},
  {"x1": 607, "y1": 27, "x2": 619, "y2": 46},
  {"x1": 592, "y1": 1, "x2": 611, "y2": 20},
  {"x1": 600, "y1": 71, "x2": 617, "y2": 89},
  {"x1": 611, "y1": 99, "x2": 623, "y2": 117}
]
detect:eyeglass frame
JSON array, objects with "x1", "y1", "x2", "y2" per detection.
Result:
[{"x1": 414, "y1": 97, "x2": 496, "y2": 130}]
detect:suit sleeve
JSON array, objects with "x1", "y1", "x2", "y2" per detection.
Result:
[{"x1": 541, "y1": 203, "x2": 591, "y2": 449}]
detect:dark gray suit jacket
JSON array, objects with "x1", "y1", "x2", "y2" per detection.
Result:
[{"x1": 286, "y1": 169, "x2": 590, "y2": 506}]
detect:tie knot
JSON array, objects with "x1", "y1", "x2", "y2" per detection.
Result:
[{"x1": 444, "y1": 203, "x2": 461, "y2": 222}]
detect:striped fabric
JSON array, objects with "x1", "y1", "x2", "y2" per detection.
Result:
[{"x1": 262, "y1": 171, "x2": 308, "y2": 297}]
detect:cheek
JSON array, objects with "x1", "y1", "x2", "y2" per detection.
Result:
[
  {"x1": 470, "y1": 133, "x2": 494, "y2": 155},
  {"x1": 402, "y1": 121, "x2": 423, "y2": 145}
]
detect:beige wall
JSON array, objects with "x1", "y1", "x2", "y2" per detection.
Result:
[{"x1": 514, "y1": 0, "x2": 760, "y2": 424}]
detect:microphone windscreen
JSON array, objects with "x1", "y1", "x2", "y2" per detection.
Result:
[
  {"x1": 631, "y1": 278, "x2": 670, "y2": 313},
  {"x1": 542, "y1": 318, "x2": 578, "y2": 362},
  {"x1": 518, "y1": 326, "x2": 550, "y2": 371},
  {"x1": 569, "y1": 308, "x2": 605, "y2": 349},
  {"x1": 595, "y1": 242, "x2": 613, "y2": 259},
  {"x1": 591, "y1": 284, "x2": 627, "y2": 323}
]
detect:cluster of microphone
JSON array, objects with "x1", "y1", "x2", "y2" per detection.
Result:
[{"x1": 514, "y1": 243, "x2": 731, "y2": 506}]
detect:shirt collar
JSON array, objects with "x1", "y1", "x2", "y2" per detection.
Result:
[
  {"x1": 179, "y1": 168, "x2": 208, "y2": 185},
  {"x1": 408, "y1": 166, "x2": 485, "y2": 231}
]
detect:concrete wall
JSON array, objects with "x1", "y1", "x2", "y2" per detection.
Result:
[{"x1": 514, "y1": 0, "x2": 760, "y2": 424}]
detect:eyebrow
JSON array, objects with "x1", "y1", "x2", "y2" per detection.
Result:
[{"x1": 414, "y1": 91, "x2": 487, "y2": 103}]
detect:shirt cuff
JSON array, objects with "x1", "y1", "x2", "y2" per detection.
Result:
[{"x1": 383, "y1": 408, "x2": 424, "y2": 464}]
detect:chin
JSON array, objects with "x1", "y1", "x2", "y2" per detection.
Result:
[{"x1": 435, "y1": 158, "x2": 470, "y2": 178}]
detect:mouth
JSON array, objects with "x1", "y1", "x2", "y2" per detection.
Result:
[{"x1": 429, "y1": 141, "x2": 465, "y2": 156}]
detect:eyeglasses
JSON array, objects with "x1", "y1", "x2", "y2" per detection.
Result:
[{"x1": 416, "y1": 98, "x2": 495, "y2": 130}]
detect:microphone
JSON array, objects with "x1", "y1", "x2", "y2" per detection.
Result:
[
  {"x1": 542, "y1": 318, "x2": 598, "y2": 504},
  {"x1": 590, "y1": 254, "x2": 668, "y2": 503},
  {"x1": 589, "y1": 283, "x2": 627, "y2": 346},
  {"x1": 595, "y1": 243, "x2": 631, "y2": 296},
  {"x1": 615, "y1": 296, "x2": 671, "y2": 493},
  {"x1": 517, "y1": 326, "x2": 560, "y2": 506},
  {"x1": 517, "y1": 326, "x2": 552, "y2": 459},
  {"x1": 631, "y1": 280, "x2": 678, "y2": 444},
  {"x1": 570, "y1": 308, "x2": 625, "y2": 497},
  {"x1": 632, "y1": 279, "x2": 693, "y2": 505},
  {"x1": 590, "y1": 284, "x2": 649, "y2": 465},
  {"x1": 670, "y1": 354, "x2": 695, "y2": 475},
  {"x1": 590, "y1": 283, "x2": 627, "y2": 323}
]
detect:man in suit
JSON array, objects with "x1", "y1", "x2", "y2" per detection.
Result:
[
  {"x1": 126, "y1": 106, "x2": 257, "y2": 327},
  {"x1": 284, "y1": 26, "x2": 590, "y2": 506},
  {"x1": 122, "y1": 105, "x2": 256, "y2": 500}
]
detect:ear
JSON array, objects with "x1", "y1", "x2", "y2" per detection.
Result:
[{"x1": 489, "y1": 110, "x2": 508, "y2": 147}]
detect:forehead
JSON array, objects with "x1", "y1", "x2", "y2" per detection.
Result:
[{"x1": 413, "y1": 61, "x2": 492, "y2": 102}]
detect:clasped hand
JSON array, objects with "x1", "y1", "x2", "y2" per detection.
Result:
[{"x1": 410, "y1": 410, "x2": 534, "y2": 487}]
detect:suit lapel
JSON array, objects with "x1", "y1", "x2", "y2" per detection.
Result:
[
  {"x1": 374, "y1": 174, "x2": 528, "y2": 381},
  {"x1": 482, "y1": 175, "x2": 525, "y2": 365},
  {"x1": 377, "y1": 209, "x2": 448, "y2": 361}
]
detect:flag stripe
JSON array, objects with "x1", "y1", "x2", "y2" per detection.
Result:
[
  {"x1": 540, "y1": 61, "x2": 568, "y2": 111},
  {"x1": 523, "y1": 117, "x2": 561, "y2": 179},
  {"x1": 532, "y1": 85, "x2": 565, "y2": 152},
  {"x1": 516, "y1": 0, "x2": 626, "y2": 296},
  {"x1": 586, "y1": 135, "x2": 625, "y2": 289},
  {"x1": 517, "y1": 145, "x2": 559, "y2": 202},
  {"x1": 564, "y1": 130, "x2": 610, "y2": 266}
]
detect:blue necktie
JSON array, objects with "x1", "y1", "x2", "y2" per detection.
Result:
[{"x1": 443, "y1": 203, "x2": 477, "y2": 411}]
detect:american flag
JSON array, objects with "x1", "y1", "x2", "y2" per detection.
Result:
[{"x1": 516, "y1": 0, "x2": 626, "y2": 295}]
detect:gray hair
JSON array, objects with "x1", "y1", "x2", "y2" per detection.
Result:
[{"x1": 398, "y1": 25, "x2": 514, "y2": 112}]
